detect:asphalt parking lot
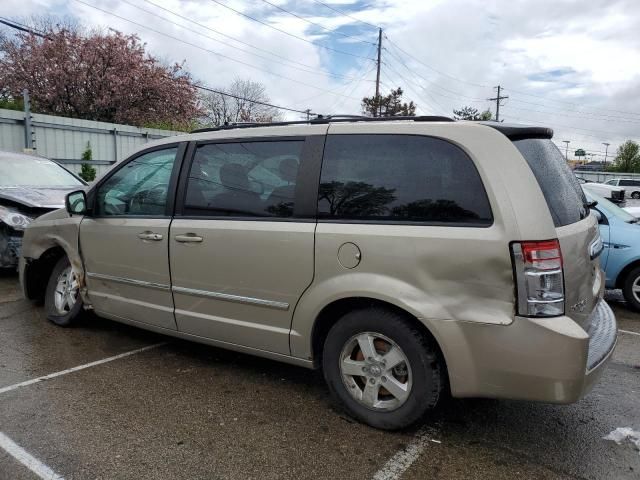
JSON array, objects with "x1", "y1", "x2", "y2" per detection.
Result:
[{"x1": 0, "y1": 271, "x2": 639, "y2": 480}]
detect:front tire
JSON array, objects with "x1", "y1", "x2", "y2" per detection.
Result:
[
  {"x1": 322, "y1": 307, "x2": 445, "y2": 430},
  {"x1": 632, "y1": 191, "x2": 640, "y2": 200},
  {"x1": 44, "y1": 256, "x2": 83, "y2": 327},
  {"x1": 622, "y1": 266, "x2": 640, "y2": 312}
]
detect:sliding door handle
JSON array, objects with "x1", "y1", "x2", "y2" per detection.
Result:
[
  {"x1": 137, "y1": 231, "x2": 163, "y2": 241},
  {"x1": 175, "y1": 234, "x2": 203, "y2": 243}
]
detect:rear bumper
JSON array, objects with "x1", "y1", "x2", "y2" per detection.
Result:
[{"x1": 437, "y1": 299, "x2": 617, "y2": 403}]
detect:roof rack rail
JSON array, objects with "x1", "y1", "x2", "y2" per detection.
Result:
[{"x1": 190, "y1": 115, "x2": 454, "y2": 134}]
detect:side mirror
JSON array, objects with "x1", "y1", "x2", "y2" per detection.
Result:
[{"x1": 65, "y1": 190, "x2": 87, "y2": 216}]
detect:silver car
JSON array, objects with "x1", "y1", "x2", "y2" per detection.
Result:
[
  {"x1": 0, "y1": 151, "x2": 86, "y2": 269},
  {"x1": 19, "y1": 117, "x2": 617, "y2": 430}
]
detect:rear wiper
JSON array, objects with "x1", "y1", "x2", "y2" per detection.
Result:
[
  {"x1": 584, "y1": 200, "x2": 598, "y2": 209},
  {"x1": 627, "y1": 219, "x2": 639, "y2": 224}
]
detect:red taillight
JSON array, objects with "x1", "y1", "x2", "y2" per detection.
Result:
[
  {"x1": 521, "y1": 239, "x2": 563, "y2": 270},
  {"x1": 511, "y1": 239, "x2": 564, "y2": 317}
]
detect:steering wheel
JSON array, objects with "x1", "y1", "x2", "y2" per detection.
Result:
[{"x1": 129, "y1": 183, "x2": 168, "y2": 213}]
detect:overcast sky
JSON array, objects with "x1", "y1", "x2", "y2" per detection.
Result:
[{"x1": 1, "y1": 0, "x2": 639, "y2": 159}]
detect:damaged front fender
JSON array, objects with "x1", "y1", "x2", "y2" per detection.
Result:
[{"x1": 20, "y1": 208, "x2": 91, "y2": 307}]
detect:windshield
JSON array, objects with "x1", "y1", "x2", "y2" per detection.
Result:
[
  {"x1": 583, "y1": 189, "x2": 637, "y2": 223},
  {"x1": 0, "y1": 156, "x2": 84, "y2": 187}
]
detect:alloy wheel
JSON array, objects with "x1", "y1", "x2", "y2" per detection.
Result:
[
  {"x1": 632, "y1": 275, "x2": 640, "y2": 305},
  {"x1": 339, "y1": 332, "x2": 412, "y2": 411},
  {"x1": 53, "y1": 266, "x2": 80, "y2": 315}
]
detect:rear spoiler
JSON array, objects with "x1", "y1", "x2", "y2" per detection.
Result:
[{"x1": 478, "y1": 121, "x2": 554, "y2": 141}]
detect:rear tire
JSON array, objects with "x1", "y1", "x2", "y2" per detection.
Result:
[
  {"x1": 322, "y1": 307, "x2": 444, "y2": 430},
  {"x1": 44, "y1": 256, "x2": 83, "y2": 327},
  {"x1": 632, "y1": 191, "x2": 640, "y2": 200},
  {"x1": 622, "y1": 266, "x2": 640, "y2": 312}
]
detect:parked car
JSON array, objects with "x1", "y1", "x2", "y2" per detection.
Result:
[
  {"x1": 0, "y1": 151, "x2": 86, "y2": 269},
  {"x1": 576, "y1": 177, "x2": 626, "y2": 204},
  {"x1": 20, "y1": 118, "x2": 616, "y2": 430},
  {"x1": 605, "y1": 178, "x2": 640, "y2": 199},
  {"x1": 583, "y1": 188, "x2": 640, "y2": 311}
]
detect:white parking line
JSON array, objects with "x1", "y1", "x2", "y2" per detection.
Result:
[
  {"x1": 619, "y1": 329, "x2": 640, "y2": 337},
  {"x1": 0, "y1": 431, "x2": 65, "y2": 479},
  {"x1": 372, "y1": 428, "x2": 441, "y2": 480},
  {"x1": 0, "y1": 342, "x2": 166, "y2": 395}
]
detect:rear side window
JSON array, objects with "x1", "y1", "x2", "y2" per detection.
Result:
[
  {"x1": 620, "y1": 180, "x2": 640, "y2": 187},
  {"x1": 317, "y1": 135, "x2": 492, "y2": 225},
  {"x1": 513, "y1": 139, "x2": 587, "y2": 227},
  {"x1": 183, "y1": 141, "x2": 303, "y2": 217}
]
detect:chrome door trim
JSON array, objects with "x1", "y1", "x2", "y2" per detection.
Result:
[
  {"x1": 86, "y1": 272, "x2": 171, "y2": 291},
  {"x1": 171, "y1": 286, "x2": 290, "y2": 311}
]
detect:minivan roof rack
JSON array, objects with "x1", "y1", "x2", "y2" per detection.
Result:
[{"x1": 190, "y1": 115, "x2": 455, "y2": 133}]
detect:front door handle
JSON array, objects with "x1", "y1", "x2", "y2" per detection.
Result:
[
  {"x1": 137, "y1": 231, "x2": 163, "y2": 241},
  {"x1": 175, "y1": 233, "x2": 203, "y2": 243}
]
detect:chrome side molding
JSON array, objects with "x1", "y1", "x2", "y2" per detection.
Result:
[
  {"x1": 86, "y1": 272, "x2": 171, "y2": 291},
  {"x1": 172, "y1": 286, "x2": 290, "y2": 311}
]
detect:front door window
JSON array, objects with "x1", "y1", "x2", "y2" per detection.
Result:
[{"x1": 96, "y1": 147, "x2": 178, "y2": 216}]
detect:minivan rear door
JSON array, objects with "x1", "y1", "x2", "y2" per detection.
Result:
[{"x1": 513, "y1": 137, "x2": 602, "y2": 331}]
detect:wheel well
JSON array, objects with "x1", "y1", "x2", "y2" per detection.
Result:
[
  {"x1": 23, "y1": 246, "x2": 66, "y2": 301},
  {"x1": 615, "y1": 259, "x2": 640, "y2": 289},
  {"x1": 311, "y1": 297, "x2": 449, "y2": 377}
]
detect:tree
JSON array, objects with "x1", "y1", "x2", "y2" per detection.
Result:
[
  {"x1": 0, "y1": 22, "x2": 200, "y2": 128},
  {"x1": 78, "y1": 141, "x2": 96, "y2": 182},
  {"x1": 362, "y1": 87, "x2": 416, "y2": 117},
  {"x1": 199, "y1": 79, "x2": 282, "y2": 127},
  {"x1": 609, "y1": 140, "x2": 640, "y2": 173},
  {"x1": 452, "y1": 106, "x2": 493, "y2": 121}
]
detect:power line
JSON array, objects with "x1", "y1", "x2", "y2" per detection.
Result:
[
  {"x1": 139, "y1": 0, "x2": 360, "y2": 77},
  {"x1": 327, "y1": 65, "x2": 377, "y2": 114},
  {"x1": 507, "y1": 96, "x2": 640, "y2": 124},
  {"x1": 0, "y1": 13, "x2": 320, "y2": 119},
  {"x1": 384, "y1": 34, "x2": 491, "y2": 89},
  {"x1": 383, "y1": 33, "x2": 640, "y2": 121},
  {"x1": 120, "y1": 0, "x2": 373, "y2": 83},
  {"x1": 196, "y1": 85, "x2": 316, "y2": 116},
  {"x1": 383, "y1": 40, "x2": 486, "y2": 102},
  {"x1": 0, "y1": 17, "x2": 47, "y2": 38},
  {"x1": 72, "y1": 0, "x2": 363, "y2": 102},
  {"x1": 310, "y1": 0, "x2": 380, "y2": 30},
  {"x1": 208, "y1": 0, "x2": 374, "y2": 60},
  {"x1": 257, "y1": 0, "x2": 375, "y2": 45},
  {"x1": 506, "y1": 87, "x2": 640, "y2": 118}
]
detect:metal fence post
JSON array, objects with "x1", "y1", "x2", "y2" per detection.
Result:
[
  {"x1": 22, "y1": 89, "x2": 34, "y2": 150},
  {"x1": 112, "y1": 128, "x2": 118, "y2": 162}
]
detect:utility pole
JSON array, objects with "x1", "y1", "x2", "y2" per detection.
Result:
[
  {"x1": 602, "y1": 142, "x2": 610, "y2": 165},
  {"x1": 305, "y1": 109, "x2": 311, "y2": 121},
  {"x1": 374, "y1": 28, "x2": 382, "y2": 117},
  {"x1": 488, "y1": 85, "x2": 509, "y2": 122},
  {"x1": 562, "y1": 140, "x2": 570, "y2": 161}
]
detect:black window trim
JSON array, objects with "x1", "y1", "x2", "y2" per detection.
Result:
[
  {"x1": 316, "y1": 133, "x2": 494, "y2": 228},
  {"x1": 86, "y1": 142, "x2": 188, "y2": 219},
  {"x1": 173, "y1": 135, "x2": 325, "y2": 222}
]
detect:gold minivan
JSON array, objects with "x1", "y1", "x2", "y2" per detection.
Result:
[{"x1": 20, "y1": 117, "x2": 617, "y2": 430}]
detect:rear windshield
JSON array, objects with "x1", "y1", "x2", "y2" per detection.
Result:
[{"x1": 513, "y1": 138, "x2": 587, "y2": 227}]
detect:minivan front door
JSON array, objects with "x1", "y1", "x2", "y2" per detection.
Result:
[
  {"x1": 169, "y1": 134, "x2": 324, "y2": 354},
  {"x1": 81, "y1": 144, "x2": 185, "y2": 330}
]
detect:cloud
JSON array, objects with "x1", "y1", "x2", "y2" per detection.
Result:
[{"x1": 1, "y1": 0, "x2": 639, "y2": 155}]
